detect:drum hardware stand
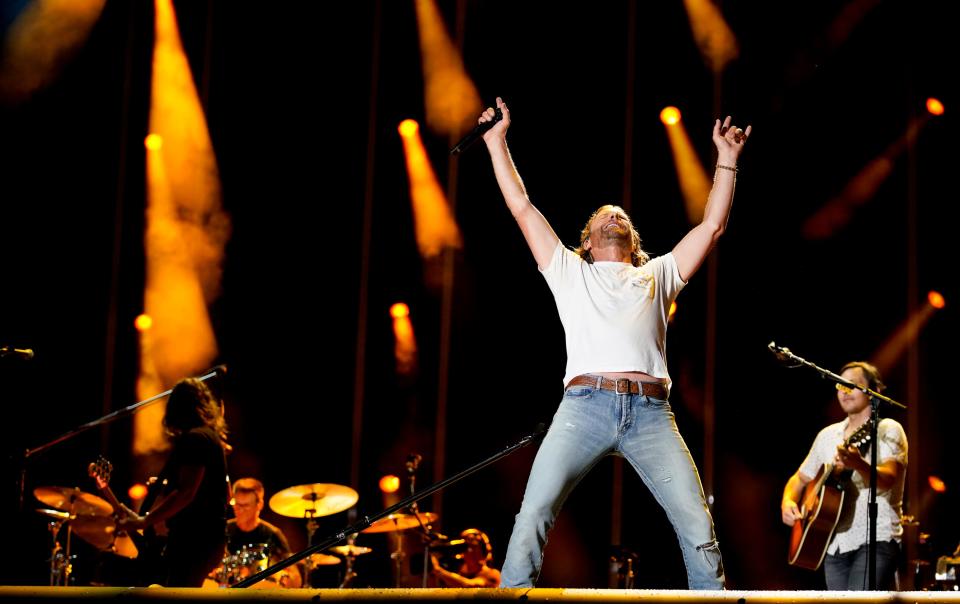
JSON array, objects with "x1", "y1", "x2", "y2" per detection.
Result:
[
  {"x1": 45, "y1": 512, "x2": 74, "y2": 586},
  {"x1": 301, "y1": 507, "x2": 320, "y2": 587},
  {"x1": 233, "y1": 423, "x2": 547, "y2": 588},
  {"x1": 337, "y1": 533, "x2": 360, "y2": 588}
]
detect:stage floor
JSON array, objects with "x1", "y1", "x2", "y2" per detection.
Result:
[{"x1": 1, "y1": 587, "x2": 959, "y2": 603}]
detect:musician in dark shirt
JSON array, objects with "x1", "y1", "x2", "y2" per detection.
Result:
[
  {"x1": 224, "y1": 477, "x2": 302, "y2": 588},
  {"x1": 117, "y1": 378, "x2": 230, "y2": 587}
]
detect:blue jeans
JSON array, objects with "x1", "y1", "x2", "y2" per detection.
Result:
[
  {"x1": 499, "y1": 384, "x2": 725, "y2": 589},
  {"x1": 824, "y1": 541, "x2": 900, "y2": 590}
]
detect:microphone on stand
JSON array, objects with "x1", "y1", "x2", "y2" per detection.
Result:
[
  {"x1": 450, "y1": 107, "x2": 503, "y2": 155},
  {"x1": 767, "y1": 341, "x2": 799, "y2": 366}
]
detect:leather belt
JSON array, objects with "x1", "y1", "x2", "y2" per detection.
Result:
[{"x1": 567, "y1": 374, "x2": 668, "y2": 399}]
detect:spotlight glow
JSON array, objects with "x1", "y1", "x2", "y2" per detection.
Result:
[
  {"x1": 379, "y1": 475, "x2": 400, "y2": 493},
  {"x1": 398, "y1": 119, "x2": 419, "y2": 137},
  {"x1": 928, "y1": 475, "x2": 946, "y2": 493},
  {"x1": 928, "y1": 291, "x2": 946, "y2": 309},
  {"x1": 144, "y1": 133, "x2": 163, "y2": 150},
  {"x1": 390, "y1": 302, "x2": 410, "y2": 319},
  {"x1": 926, "y1": 98, "x2": 945, "y2": 116},
  {"x1": 660, "y1": 106, "x2": 682, "y2": 126},
  {"x1": 134, "y1": 314, "x2": 153, "y2": 332},
  {"x1": 128, "y1": 483, "x2": 148, "y2": 501}
]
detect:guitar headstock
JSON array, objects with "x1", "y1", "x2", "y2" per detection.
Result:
[
  {"x1": 846, "y1": 422, "x2": 873, "y2": 455},
  {"x1": 88, "y1": 455, "x2": 113, "y2": 490}
]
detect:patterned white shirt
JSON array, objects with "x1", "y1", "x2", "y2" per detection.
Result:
[{"x1": 798, "y1": 417, "x2": 907, "y2": 555}]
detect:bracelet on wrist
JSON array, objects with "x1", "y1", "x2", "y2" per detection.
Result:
[{"x1": 716, "y1": 164, "x2": 738, "y2": 173}]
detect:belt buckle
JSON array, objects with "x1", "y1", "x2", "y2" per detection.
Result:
[{"x1": 615, "y1": 378, "x2": 631, "y2": 394}]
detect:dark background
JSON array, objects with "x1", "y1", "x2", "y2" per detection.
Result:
[{"x1": 1, "y1": 0, "x2": 957, "y2": 591}]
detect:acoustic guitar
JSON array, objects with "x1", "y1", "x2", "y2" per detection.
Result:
[{"x1": 787, "y1": 422, "x2": 872, "y2": 570}]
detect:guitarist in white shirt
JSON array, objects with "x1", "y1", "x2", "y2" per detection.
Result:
[{"x1": 781, "y1": 361, "x2": 907, "y2": 590}]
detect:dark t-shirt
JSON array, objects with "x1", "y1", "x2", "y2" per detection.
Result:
[
  {"x1": 160, "y1": 426, "x2": 228, "y2": 542},
  {"x1": 226, "y1": 519, "x2": 291, "y2": 557}
]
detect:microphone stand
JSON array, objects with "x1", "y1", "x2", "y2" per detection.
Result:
[
  {"x1": 769, "y1": 343, "x2": 907, "y2": 589},
  {"x1": 16, "y1": 366, "x2": 225, "y2": 511},
  {"x1": 232, "y1": 423, "x2": 546, "y2": 588}
]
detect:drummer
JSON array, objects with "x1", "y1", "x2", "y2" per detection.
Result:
[{"x1": 225, "y1": 477, "x2": 302, "y2": 588}]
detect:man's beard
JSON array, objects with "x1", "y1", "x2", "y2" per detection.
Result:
[{"x1": 597, "y1": 224, "x2": 631, "y2": 246}]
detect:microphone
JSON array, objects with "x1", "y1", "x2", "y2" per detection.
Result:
[
  {"x1": 767, "y1": 341, "x2": 793, "y2": 363},
  {"x1": 0, "y1": 346, "x2": 34, "y2": 360},
  {"x1": 450, "y1": 106, "x2": 503, "y2": 155},
  {"x1": 200, "y1": 364, "x2": 228, "y2": 378},
  {"x1": 405, "y1": 453, "x2": 422, "y2": 473}
]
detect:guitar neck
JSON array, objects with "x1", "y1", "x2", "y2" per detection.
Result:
[{"x1": 97, "y1": 483, "x2": 125, "y2": 513}]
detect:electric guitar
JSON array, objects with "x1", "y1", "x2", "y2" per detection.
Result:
[
  {"x1": 88, "y1": 456, "x2": 168, "y2": 570},
  {"x1": 787, "y1": 422, "x2": 872, "y2": 570}
]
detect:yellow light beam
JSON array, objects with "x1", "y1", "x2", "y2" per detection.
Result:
[
  {"x1": 681, "y1": 0, "x2": 739, "y2": 73},
  {"x1": 414, "y1": 0, "x2": 481, "y2": 135},
  {"x1": 870, "y1": 294, "x2": 945, "y2": 375},
  {"x1": 398, "y1": 119, "x2": 462, "y2": 258},
  {"x1": 0, "y1": 0, "x2": 106, "y2": 104},
  {"x1": 391, "y1": 303, "x2": 418, "y2": 376},
  {"x1": 803, "y1": 116, "x2": 929, "y2": 239},
  {"x1": 136, "y1": 0, "x2": 230, "y2": 455},
  {"x1": 661, "y1": 107, "x2": 711, "y2": 224}
]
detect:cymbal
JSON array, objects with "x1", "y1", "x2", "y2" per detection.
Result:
[
  {"x1": 35, "y1": 508, "x2": 72, "y2": 521},
  {"x1": 328, "y1": 545, "x2": 372, "y2": 557},
  {"x1": 70, "y1": 515, "x2": 138, "y2": 559},
  {"x1": 34, "y1": 486, "x2": 113, "y2": 517},
  {"x1": 361, "y1": 512, "x2": 438, "y2": 534},
  {"x1": 309, "y1": 552, "x2": 342, "y2": 566},
  {"x1": 268, "y1": 483, "x2": 358, "y2": 518}
]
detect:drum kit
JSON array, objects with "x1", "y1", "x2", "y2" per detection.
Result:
[
  {"x1": 31, "y1": 478, "x2": 446, "y2": 588},
  {"x1": 32, "y1": 485, "x2": 137, "y2": 586},
  {"x1": 208, "y1": 481, "x2": 443, "y2": 589}
]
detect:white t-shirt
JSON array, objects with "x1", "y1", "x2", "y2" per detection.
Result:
[
  {"x1": 798, "y1": 417, "x2": 908, "y2": 555},
  {"x1": 539, "y1": 243, "x2": 686, "y2": 391}
]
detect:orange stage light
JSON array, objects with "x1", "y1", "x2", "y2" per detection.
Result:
[
  {"x1": 390, "y1": 302, "x2": 410, "y2": 319},
  {"x1": 928, "y1": 291, "x2": 946, "y2": 309},
  {"x1": 399, "y1": 119, "x2": 462, "y2": 258},
  {"x1": 926, "y1": 97, "x2": 945, "y2": 116},
  {"x1": 661, "y1": 109, "x2": 710, "y2": 224},
  {"x1": 398, "y1": 119, "x2": 419, "y2": 138},
  {"x1": 669, "y1": 301, "x2": 678, "y2": 321},
  {"x1": 144, "y1": 133, "x2": 163, "y2": 150},
  {"x1": 660, "y1": 106, "x2": 682, "y2": 126},
  {"x1": 928, "y1": 475, "x2": 947, "y2": 493},
  {"x1": 128, "y1": 483, "x2": 149, "y2": 501},
  {"x1": 414, "y1": 0, "x2": 481, "y2": 135},
  {"x1": 681, "y1": 0, "x2": 739, "y2": 73},
  {"x1": 379, "y1": 475, "x2": 401, "y2": 494},
  {"x1": 134, "y1": 314, "x2": 153, "y2": 332},
  {"x1": 0, "y1": 0, "x2": 107, "y2": 104}
]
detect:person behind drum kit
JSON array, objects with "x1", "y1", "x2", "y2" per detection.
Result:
[
  {"x1": 781, "y1": 361, "x2": 908, "y2": 590},
  {"x1": 223, "y1": 477, "x2": 302, "y2": 588},
  {"x1": 430, "y1": 529, "x2": 501, "y2": 588},
  {"x1": 114, "y1": 377, "x2": 230, "y2": 587}
]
